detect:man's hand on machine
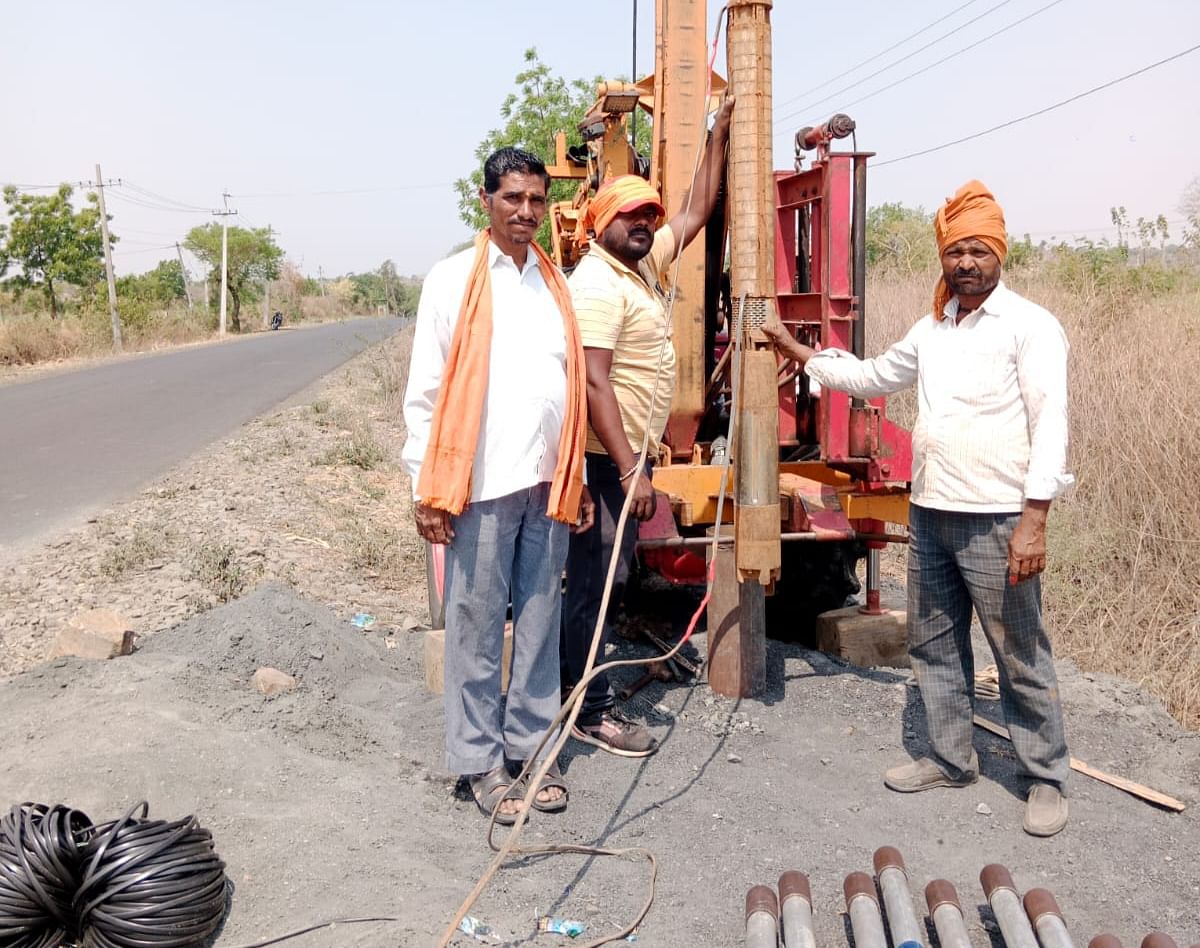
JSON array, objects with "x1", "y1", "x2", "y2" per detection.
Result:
[
  {"x1": 415, "y1": 502, "x2": 455, "y2": 545},
  {"x1": 761, "y1": 320, "x2": 815, "y2": 365}
]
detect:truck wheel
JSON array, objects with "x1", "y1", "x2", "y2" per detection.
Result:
[{"x1": 425, "y1": 540, "x2": 447, "y2": 630}]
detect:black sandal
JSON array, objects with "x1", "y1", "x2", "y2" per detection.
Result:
[{"x1": 469, "y1": 765, "x2": 523, "y2": 825}]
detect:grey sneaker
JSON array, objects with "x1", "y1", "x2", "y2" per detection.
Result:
[
  {"x1": 572, "y1": 710, "x2": 659, "y2": 758},
  {"x1": 1023, "y1": 783, "x2": 1068, "y2": 837},
  {"x1": 884, "y1": 756, "x2": 978, "y2": 793}
]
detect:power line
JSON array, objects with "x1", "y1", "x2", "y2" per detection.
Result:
[
  {"x1": 873, "y1": 42, "x2": 1200, "y2": 168},
  {"x1": 121, "y1": 181, "x2": 210, "y2": 212},
  {"x1": 815, "y1": 0, "x2": 1068, "y2": 121},
  {"x1": 775, "y1": 0, "x2": 1017, "y2": 129},
  {"x1": 105, "y1": 189, "x2": 211, "y2": 215},
  {"x1": 231, "y1": 183, "x2": 451, "y2": 198},
  {"x1": 774, "y1": 0, "x2": 984, "y2": 111}
]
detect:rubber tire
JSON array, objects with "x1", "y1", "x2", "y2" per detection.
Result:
[
  {"x1": 765, "y1": 540, "x2": 865, "y2": 645},
  {"x1": 425, "y1": 540, "x2": 447, "y2": 630}
]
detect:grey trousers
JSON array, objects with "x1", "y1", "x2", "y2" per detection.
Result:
[
  {"x1": 442, "y1": 483, "x2": 568, "y2": 775},
  {"x1": 907, "y1": 503, "x2": 1070, "y2": 791}
]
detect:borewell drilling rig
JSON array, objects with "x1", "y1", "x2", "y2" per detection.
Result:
[{"x1": 426, "y1": 0, "x2": 914, "y2": 698}]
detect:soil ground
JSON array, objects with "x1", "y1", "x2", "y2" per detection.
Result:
[{"x1": 1, "y1": 328, "x2": 1197, "y2": 947}]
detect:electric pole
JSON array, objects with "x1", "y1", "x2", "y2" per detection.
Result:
[
  {"x1": 94, "y1": 165, "x2": 122, "y2": 352},
  {"x1": 212, "y1": 191, "x2": 237, "y2": 335},
  {"x1": 318, "y1": 265, "x2": 327, "y2": 297},
  {"x1": 175, "y1": 242, "x2": 194, "y2": 310}
]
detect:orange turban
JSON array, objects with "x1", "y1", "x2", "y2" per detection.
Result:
[
  {"x1": 932, "y1": 180, "x2": 1007, "y2": 320},
  {"x1": 586, "y1": 175, "x2": 665, "y2": 238}
]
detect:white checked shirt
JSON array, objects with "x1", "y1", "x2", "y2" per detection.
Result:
[
  {"x1": 804, "y1": 282, "x2": 1074, "y2": 513},
  {"x1": 402, "y1": 240, "x2": 568, "y2": 503}
]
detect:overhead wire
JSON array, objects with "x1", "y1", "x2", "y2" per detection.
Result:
[
  {"x1": 775, "y1": 0, "x2": 1017, "y2": 128},
  {"x1": 121, "y1": 181, "x2": 211, "y2": 212},
  {"x1": 815, "y1": 0, "x2": 1069, "y2": 120},
  {"x1": 873, "y1": 41, "x2": 1200, "y2": 167},
  {"x1": 773, "y1": 0, "x2": 984, "y2": 110}
]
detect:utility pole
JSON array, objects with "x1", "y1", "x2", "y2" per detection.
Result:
[
  {"x1": 175, "y1": 242, "x2": 194, "y2": 310},
  {"x1": 318, "y1": 265, "x2": 327, "y2": 297},
  {"x1": 212, "y1": 191, "x2": 237, "y2": 335},
  {"x1": 94, "y1": 165, "x2": 122, "y2": 352}
]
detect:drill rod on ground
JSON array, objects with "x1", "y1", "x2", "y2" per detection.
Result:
[
  {"x1": 745, "y1": 885, "x2": 779, "y2": 948},
  {"x1": 926, "y1": 880, "x2": 972, "y2": 948},
  {"x1": 844, "y1": 872, "x2": 888, "y2": 948},
  {"x1": 1023, "y1": 889, "x2": 1075, "y2": 948},
  {"x1": 778, "y1": 871, "x2": 815, "y2": 948},
  {"x1": 981, "y1": 865, "x2": 1039, "y2": 948},
  {"x1": 873, "y1": 847, "x2": 924, "y2": 948}
]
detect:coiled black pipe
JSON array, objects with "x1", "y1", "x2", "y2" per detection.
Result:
[{"x1": 0, "y1": 802, "x2": 226, "y2": 948}]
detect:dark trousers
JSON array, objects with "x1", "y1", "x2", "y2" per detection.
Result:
[{"x1": 561, "y1": 453, "x2": 648, "y2": 723}]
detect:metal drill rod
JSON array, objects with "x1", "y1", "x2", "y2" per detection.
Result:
[
  {"x1": 926, "y1": 880, "x2": 972, "y2": 948},
  {"x1": 778, "y1": 871, "x2": 815, "y2": 948},
  {"x1": 745, "y1": 885, "x2": 779, "y2": 948},
  {"x1": 981, "y1": 865, "x2": 1039, "y2": 948},
  {"x1": 873, "y1": 848, "x2": 924, "y2": 948},
  {"x1": 1023, "y1": 889, "x2": 1075, "y2": 948},
  {"x1": 844, "y1": 872, "x2": 888, "y2": 948}
]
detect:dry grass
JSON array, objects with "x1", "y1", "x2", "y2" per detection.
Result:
[{"x1": 869, "y1": 267, "x2": 1200, "y2": 728}]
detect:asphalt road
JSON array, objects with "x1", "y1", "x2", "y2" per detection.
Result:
[{"x1": 0, "y1": 317, "x2": 403, "y2": 553}]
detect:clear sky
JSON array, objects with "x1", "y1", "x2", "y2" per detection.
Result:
[{"x1": 3, "y1": 0, "x2": 1197, "y2": 278}]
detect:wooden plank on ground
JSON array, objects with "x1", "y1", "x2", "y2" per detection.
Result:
[{"x1": 972, "y1": 714, "x2": 1186, "y2": 812}]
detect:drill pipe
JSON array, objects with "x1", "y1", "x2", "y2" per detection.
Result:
[
  {"x1": 1023, "y1": 889, "x2": 1075, "y2": 948},
  {"x1": 778, "y1": 871, "x2": 815, "y2": 948},
  {"x1": 981, "y1": 865, "x2": 1039, "y2": 948},
  {"x1": 745, "y1": 885, "x2": 779, "y2": 948},
  {"x1": 926, "y1": 880, "x2": 972, "y2": 948},
  {"x1": 873, "y1": 847, "x2": 924, "y2": 948},
  {"x1": 844, "y1": 872, "x2": 888, "y2": 948}
]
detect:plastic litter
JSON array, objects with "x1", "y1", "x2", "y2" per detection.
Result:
[
  {"x1": 458, "y1": 915, "x2": 496, "y2": 941},
  {"x1": 538, "y1": 916, "x2": 587, "y2": 938},
  {"x1": 351, "y1": 612, "x2": 377, "y2": 629}
]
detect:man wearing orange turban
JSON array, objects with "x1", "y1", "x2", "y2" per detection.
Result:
[
  {"x1": 561, "y1": 97, "x2": 734, "y2": 758},
  {"x1": 764, "y1": 180, "x2": 1075, "y2": 837}
]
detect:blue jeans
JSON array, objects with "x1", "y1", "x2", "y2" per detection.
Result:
[
  {"x1": 907, "y1": 502, "x2": 1070, "y2": 790},
  {"x1": 442, "y1": 483, "x2": 568, "y2": 775}
]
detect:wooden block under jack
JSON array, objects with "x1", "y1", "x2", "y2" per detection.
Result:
[
  {"x1": 423, "y1": 622, "x2": 513, "y2": 695},
  {"x1": 815, "y1": 603, "x2": 909, "y2": 669}
]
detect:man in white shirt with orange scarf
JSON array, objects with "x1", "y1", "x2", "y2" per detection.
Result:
[
  {"x1": 764, "y1": 181, "x2": 1074, "y2": 837},
  {"x1": 403, "y1": 147, "x2": 595, "y2": 825}
]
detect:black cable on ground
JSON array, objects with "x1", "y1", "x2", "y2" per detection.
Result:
[
  {"x1": 1, "y1": 801, "x2": 406, "y2": 948},
  {"x1": 0, "y1": 802, "x2": 227, "y2": 948}
]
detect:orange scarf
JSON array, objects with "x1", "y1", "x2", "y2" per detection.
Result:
[
  {"x1": 932, "y1": 180, "x2": 1008, "y2": 320},
  {"x1": 416, "y1": 230, "x2": 587, "y2": 524}
]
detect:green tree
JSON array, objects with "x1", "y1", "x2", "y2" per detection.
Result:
[
  {"x1": 453, "y1": 47, "x2": 598, "y2": 246},
  {"x1": 1181, "y1": 176, "x2": 1200, "y2": 250},
  {"x1": 348, "y1": 260, "x2": 422, "y2": 315},
  {"x1": 866, "y1": 203, "x2": 936, "y2": 273},
  {"x1": 183, "y1": 224, "x2": 283, "y2": 331},
  {"x1": 1, "y1": 184, "x2": 109, "y2": 318},
  {"x1": 117, "y1": 258, "x2": 185, "y2": 304}
]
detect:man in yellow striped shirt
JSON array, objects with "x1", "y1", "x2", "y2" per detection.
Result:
[{"x1": 562, "y1": 98, "x2": 733, "y2": 757}]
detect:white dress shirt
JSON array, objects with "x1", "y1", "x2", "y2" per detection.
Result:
[
  {"x1": 402, "y1": 240, "x2": 568, "y2": 503},
  {"x1": 804, "y1": 282, "x2": 1074, "y2": 513}
]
